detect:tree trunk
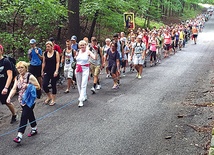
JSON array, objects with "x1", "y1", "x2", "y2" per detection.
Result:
[
  {"x1": 68, "y1": 0, "x2": 80, "y2": 41},
  {"x1": 88, "y1": 11, "x2": 99, "y2": 40}
]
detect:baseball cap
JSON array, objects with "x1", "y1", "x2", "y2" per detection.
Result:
[
  {"x1": 71, "y1": 35, "x2": 77, "y2": 41},
  {"x1": 113, "y1": 33, "x2": 119, "y2": 38},
  {"x1": 0, "y1": 44, "x2": 3, "y2": 51},
  {"x1": 49, "y1": 37, "x2": 55, "y2": 42},
  {"x1": 30, "y1": 39, "x2": 36, "y2": 44}
]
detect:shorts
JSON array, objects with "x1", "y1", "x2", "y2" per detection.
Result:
[
  {"x1": 193, "y1": 34, "x2": 198, "y2": 38},
  {"x1": 90, "y1": 64, "x2": 100, "y2": 76},
  {"x1": 133, "y1": 54, "x2": 145, "y2": 65},
  {"x1": 0, "y1": 88, "x2": 10, "y2": 104},
  {"x1": 164, "y1": 44, "x2": 170, "y2": 51},
  {"x1": 121, "y1": 60, "x2": 126, "y2": 68},
  {"x1": 29, "y1": 65, "x2": 42, "y2": 77},
  {"x1": 108, "y1": 64, "x2": 117, "y2": 74},
  {"x1": 64, "y1": 67, "x2": 73, "y2": 79}
]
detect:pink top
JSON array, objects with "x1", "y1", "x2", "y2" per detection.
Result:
[
  {"x1": 149, "y1": 39, "x2": 157, "y2": 51},
  {"x1": 164, "y1": 34, "x2": 171, "y2": 44}
]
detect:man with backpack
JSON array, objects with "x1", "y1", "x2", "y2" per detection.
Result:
[
  {"x1": 61, "y1": 39, "x2": 76, "y2": 93},
  {"x1": 28, "y1": 39, "x2": 43, "y2": 87},
  {"x1": 89, "y1": 37, "x2": 103, "y2": 93},
  {"x1": 113, "y1": 33, "x2": 123, "y2": 85},
  {"x1": 131, "y1": 35, "x2": 146, "y2": 79},
  {"x1": 0, "y1": 44, "x2": 17, "y2": 124}
]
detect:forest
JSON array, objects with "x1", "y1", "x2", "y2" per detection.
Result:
[{"x1": 0, "y1": 0, "x2": 213, "y2": 60}]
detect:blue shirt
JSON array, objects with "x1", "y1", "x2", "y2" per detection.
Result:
[
  {"x1": 71, "y1": 44, "x2": 78, "y2": 51},
  {"x1": 28, "y1": 47, "x2": 42, "y2": 66}
]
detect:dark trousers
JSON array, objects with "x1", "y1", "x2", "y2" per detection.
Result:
[
  {"x1": 18, "y1": 104, "x2": 37, "y2": 133},
  {"x1": 150, "y1": 51, "x2": 157, "y2": 62},
  {"x1": 43, "y1": 73, "x2": 57, "y2": 94}
]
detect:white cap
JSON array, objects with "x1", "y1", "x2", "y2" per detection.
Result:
[{"x1": 30, "y1": 39, "x2": 36, "y2": 44}]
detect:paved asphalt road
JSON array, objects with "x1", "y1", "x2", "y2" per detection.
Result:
[{"x1": 1, "y1": 16, "x2": 214, "y2": 155}]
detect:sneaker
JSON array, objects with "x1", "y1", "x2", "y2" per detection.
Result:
[
  {"x1": 91, "y1": 87, "x2": 96, "y2": 94},
  {"x1": 28, "y1": 129, "x2": 38, "y2": 137},
  {"x1": 13, "y1": 136, "x2": 22, "y2": 143},
  {"x1": 83, "y1": 96, "x2": 87, "y2": 102},
  {"x1": 112, "y1": 85, "x2": 119, "y2": 89},
  {"x1": 138, "y1": 75, "x2": 142, "y2": 79},
  {"x1": 106, "y1": 74, "x2": 110, "y2": 78},
  {"x1": 96, "y1": 85, "x2": 101, "y2": 90},
  {"x1": 10, "y1": 115, "x2": 17, "y2": 124},
  {"x1": 136, "y1": 73, "x2": 139, "y2": 78},
  {"x1": 78, "y1": 101, "x2": 84, "y2": 107}
]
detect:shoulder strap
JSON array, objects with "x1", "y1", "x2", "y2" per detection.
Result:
[
  {"x1": 63, "y1": 49, "x2": 66, "y2": 57},
  {"x1": 115, "y1": 51, "x2": 118, "y2": 61},
  {"x1": 16, "y1": 74, "x2": 20, "y2": 80},
  {"x1": 72, "y1": 49, "x2": 75, "y2": 58},
  {"x1": 89, "y1": 46, "x2": 93, "y2": 51},
  {"x1": 17, "y1": 73, "x2": 31, "y2": 83},
  {"x1": 26, "y1": 73, "x2": 31, "y2": 84},
  {"x1": 98, "y1": 46, "x2": 101, "y2": 56}
]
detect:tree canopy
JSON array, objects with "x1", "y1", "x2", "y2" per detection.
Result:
[{"x1": 0, "y1": 0, "x2": 211, "y2": 59}]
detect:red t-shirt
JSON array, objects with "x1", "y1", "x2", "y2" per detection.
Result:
[{"x1": 54, "y1": 44, "x2": 62, "y2": 54}]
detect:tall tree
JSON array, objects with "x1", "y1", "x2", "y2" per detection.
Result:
[{"x1": 68, "y1": 0, "x2": 80, "y2": 41}]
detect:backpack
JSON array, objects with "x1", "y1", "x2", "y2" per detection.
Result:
[
  {"x1": 89, "y1": 45, "x2": 101, "y2": 56},
  {"x1": 4, "y1": 56, "x2": 18, "y2": 81},
  {"x1": 63, "y1": 48, "x2": 76, "y2": 69},
  {"x1": 17, "y1": 73, "x2": 42, "y2": 99},
  {"x1": 134, "y1": 42, "x2": 144, "y2": 49},
  {"x1": 157, "y1": 37, "x2": 162, "y2": 45},
  {"x1": 63, "y1": 48, "x2": 75, "y2": 59}
]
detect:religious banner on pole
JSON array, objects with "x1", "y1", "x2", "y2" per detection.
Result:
[{"x1": 124, "y1": 12, "x2": 135, "y2": 30}]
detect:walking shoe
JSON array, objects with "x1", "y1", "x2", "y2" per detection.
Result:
[
  {"x1": 10, "y1": 115, "x2": 17, "y2": 124},
  {"x1": 136, "y1": 73, "x2": 139, "y2": 78},
  {"x1": 122, "y1": 71, "x2": 126, "y2": 77},
  {"x1": 112, "y1": 84, "x2": 119, "y2": 89},
  {"x1": 91, "y1": 87, "x2": 96, "y2": 94},
  {"x1": 138, "y1": 75, "x2": 142, "y2": 79},
  {"x1": 96, "y1": 85, "x2": 101, "y2": 90},
  {"x1": 13, "y1": 136, "x2": 22, "y2": 143},
  {"x1": 106, "y1": 74, "x2": 110, "y2": 78},
  {"x1": 28, "y1": 129, "x2": 38, "y2": 137},
  {"x1": 83, "y1": 96, "x2": 87, "y2": 102},
  {"x1": 78, "y1": 101, "x2": 84, "y2": 107}
]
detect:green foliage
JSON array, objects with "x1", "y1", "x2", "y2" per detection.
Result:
[
  {"x1": 135, "y1": 17, "x2": 164, "y2": 29},
  {"x1": 0, "y1": 0, "x2": 208, "y2": 60},
  {"x1": 0, "y1": 0, "x2": 67, "y2": 59}
]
